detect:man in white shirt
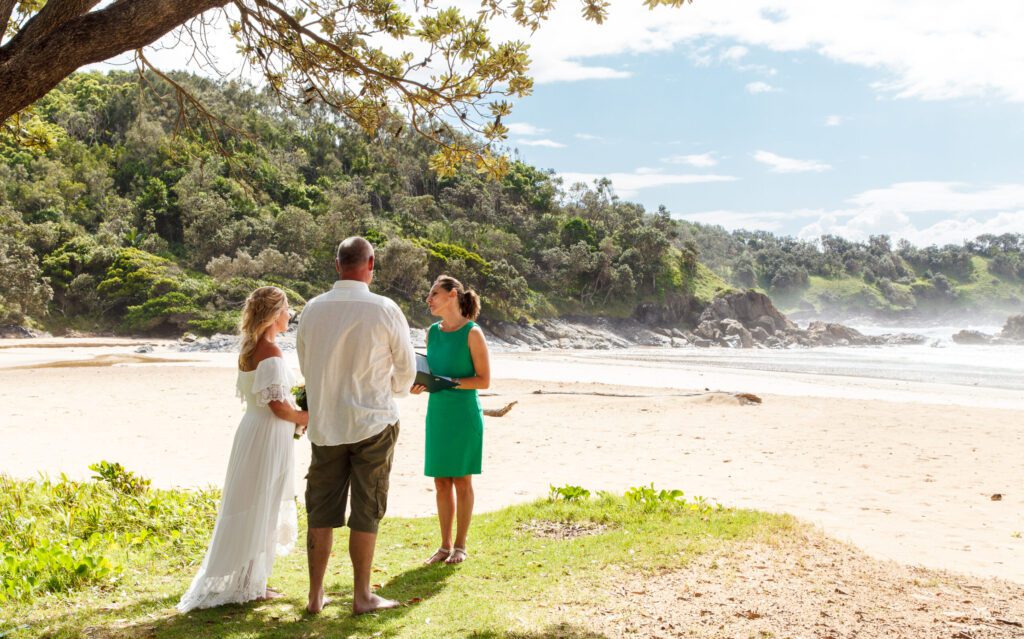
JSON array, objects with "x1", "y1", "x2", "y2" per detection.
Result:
[{"x1": 297, "y1": 236, "x2": 416, "y2": 615}]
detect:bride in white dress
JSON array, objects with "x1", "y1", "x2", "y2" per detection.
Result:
[{"x1": 177, "y1": 286, "x2": 309, "y2": 612}]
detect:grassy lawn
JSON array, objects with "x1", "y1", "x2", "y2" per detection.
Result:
[{"x1": 1, "y1": 474, "x2": 794, "y2": 639}]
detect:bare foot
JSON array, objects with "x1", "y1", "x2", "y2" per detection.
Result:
[
  {"x1": 259, "y1": 588, "x2": 284, "y2": 601},
  {"x1": 306, "y1": 591, "x2": 330, "y2": 614},
  {"x1": 353, "y1": 593, "x2": 400, "y2": 615},
  {"x1": 424, "y1": 547, "x2": 452, "y2": 565},
  {"x1": 445, "y1": 547, "x2": 468, "y2": 564}
]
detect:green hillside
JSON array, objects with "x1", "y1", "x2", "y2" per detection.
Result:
[
  {"x1": 679, "y1": 225, "x2": 1024, "y2": 321},
  {"x1": 0, "y1": 72, "x2": 720, "y2": 335}
]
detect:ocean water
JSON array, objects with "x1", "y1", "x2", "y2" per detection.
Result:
[
  {"x1": 3, "y1": 323, "x2": 1022, "y2": 403},
  {"x1": 491, "y1": 321, "x2": 1024, "y2": 408}
]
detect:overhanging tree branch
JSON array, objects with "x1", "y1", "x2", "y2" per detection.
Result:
[
  {"x1": 1, "y1": 0, "x2": 696, "y2": 177},
  {"x1": 0, "y1": 0, "x2": 228, "y2": 121},
  {"x1": 0, "y1": 0, "x2": 17, "y2": 44},
  {"x1": 0, "y1": 0, "x2": 102, "y2": 61}
]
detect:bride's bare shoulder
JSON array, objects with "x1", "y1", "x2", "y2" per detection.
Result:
[{"x1": 251, "y1": 340, "x2": 284, "y2": 367}]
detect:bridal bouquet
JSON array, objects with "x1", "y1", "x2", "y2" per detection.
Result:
[{"x1": 292, "y1": 384, "x2": 307, "y2": 439}]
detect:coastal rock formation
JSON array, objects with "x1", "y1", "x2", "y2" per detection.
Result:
[
  {"x1": 483, "y1": 291, "x2": 926, "y2": 351},
  {"x1": 698, "y1": 291, "x2": 798, "y2": 334},
  {"x1": 168, "y1": 290, "x2": 927, "y2": 353},
  {"x1": 686, "y1": 291, "x2": 925, "y2": 349},
  {"x1": 951, "y1": 314, "x2": 1024, "y2": 345},
  {"x1": 0, "y1": 325, "x2": 47, "y2": 338},
  {"x1": 952, "y1": 329, "x2": 994, "y2": 345},
  {"x1": 1001, "y1": 314, "x2": 1024, "y2": 340}
]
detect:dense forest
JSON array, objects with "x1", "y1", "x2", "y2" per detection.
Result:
[{"x1": 1, "y1": 72, "x2": 1022, "y2": 336}]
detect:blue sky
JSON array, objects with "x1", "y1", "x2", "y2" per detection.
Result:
[
  {"x1": 506, "y1": 45, "x2": 1024, "y2": 245},
  {"x1": 115, "y1": 0, "x2": 1024, "y2": 246}
]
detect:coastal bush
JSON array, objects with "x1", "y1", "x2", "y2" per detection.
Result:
[
  {"x1": 0, "y1": 230, "x2": 53, "y2": 324},
  {"x1": 0, "y1": 468, "x2": 218, "y2": 603}
]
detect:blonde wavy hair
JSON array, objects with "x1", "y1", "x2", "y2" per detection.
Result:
[{"x1": 238, "y1": 286, "x2": 288, "y2": 371}]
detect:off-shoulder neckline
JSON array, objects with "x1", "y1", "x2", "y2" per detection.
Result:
[{"x1": 238, "y1": 355, "x2": 283, "y2": 374}]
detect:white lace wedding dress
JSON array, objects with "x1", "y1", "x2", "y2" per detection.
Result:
[{"x1": 177, "y1": 356, "x2": 299, "y2": 612}]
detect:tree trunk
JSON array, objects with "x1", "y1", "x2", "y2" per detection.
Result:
[{"x1": 0, "y1": 0, "x2": 229, "y2": 122}]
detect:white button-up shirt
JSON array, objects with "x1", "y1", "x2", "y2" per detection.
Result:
[{"x1": 297, "y1": 280, "x2": 416, "y2": 446}]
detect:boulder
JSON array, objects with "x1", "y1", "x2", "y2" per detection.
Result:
[
  {"x1": 698, "y1": 291, "x2": 797, "y2": 333},
  {"x1": 952, "y1": 329, "x2": 994, "y2": 345},
  {"x1": 0, "y1": 325, "x2": 37, "y2": 338},
  {"x1": 694, "y1": 320, "x2": 720, "y2": 341},
  {"x1": 720, "y1": 334, "x2": 743, "y2": 348},
  {"x1": 1000, "y1": 314, "x2": 1024, "y2": 341},
  {"x1": 764, "y1": 336, "x2": 785, "y2": 349},
  {"x1": 805, "y1": 321, "x2": 872, "y2": 346},
  {"x1": 719, "y1": 318, "x2": 754, "y2": 348},
  {"x1": 750, "y1": 326, "x2": 772, "y2": 343}
]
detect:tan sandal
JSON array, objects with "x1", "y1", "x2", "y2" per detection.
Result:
[
  {"x1": 425, "y1": 547, "x2": 452, "y2": 564},
  {"x1": 445, "y1": 547, "x2": 468, "y2": 564}
]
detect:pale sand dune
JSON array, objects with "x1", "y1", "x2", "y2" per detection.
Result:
[{"x1": 0, "y1": 356, "x2": 1021, "y2": 586}]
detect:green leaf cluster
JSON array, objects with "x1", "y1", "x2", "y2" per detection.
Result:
[{"x1": 0, "y1": 469, "x2": 218, "y2": 603}]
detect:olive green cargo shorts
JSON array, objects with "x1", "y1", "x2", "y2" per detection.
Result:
[{"x1": 304, "y1": 422, "x2": 399, "y2": 533}]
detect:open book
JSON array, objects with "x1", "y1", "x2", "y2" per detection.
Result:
[{"x1": 415, "y1": 352, "x2": 458, "y2": 392}]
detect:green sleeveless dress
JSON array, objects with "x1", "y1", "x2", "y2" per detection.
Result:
[{"x1": 424, "y1": 321, "x2": 484, "y2": 477}]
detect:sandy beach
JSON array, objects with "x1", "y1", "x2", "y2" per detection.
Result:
[{"x1": 1, "y1": 339, "x2": 1021, "y2": 586}]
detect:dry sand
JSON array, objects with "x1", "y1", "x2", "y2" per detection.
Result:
[{"x1": 0, "y1": 343, "x2": 1021, "y2": 590}]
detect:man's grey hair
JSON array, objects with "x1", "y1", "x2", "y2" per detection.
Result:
[{"x1": 336, "y1": 236, "x2": 374, "y2": 270}]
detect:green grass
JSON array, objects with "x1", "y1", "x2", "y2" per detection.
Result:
[
  {"x1": 0, "y1": 473, "x2": 795, "y2": 639},
  {"x1": 956, "y1": 256, "x2": 1024, "y2": 310},
  {"x1": 774, "y1": 275, "x2": 890, "y2": 316},
  {"x1": 689, "y1": 263, "x2": 733, "y2": 305},
  {"x1": 772, "y1": 259, "x2": 1024, "y2": 319}
]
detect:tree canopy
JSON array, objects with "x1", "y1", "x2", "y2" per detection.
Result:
[{"x1": 0, "y1": 0, "x2": 693, "y2": 176}]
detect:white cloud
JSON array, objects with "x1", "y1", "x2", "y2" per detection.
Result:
[
  {"x1": 824, "y1": 115, "x2": 843, "y2": 126},
  {"x1": 681, "y1": 209, "x2": 819, "y2": 232},
  {"x1": 103, "y1": 1, "x2": 1024, "y2": 102},
  {"x1": 506, "y1": 122, "x2": 547, "y2": 136},
  {"x1": 848, "y1": 182, "x2": 1024, "y2": 213},
  {"x1": 754, "y1": 150, "x2": 831, "y2": 173},
  {"x1": 574, "y1": 133, "x2": 604, "y2": 141},
  {"x1": 684, "y1": 181, "x2": 1024, "y2": 245},
  {"x1": 662, "y1": 152, "x2": 718, "y2": 168},
  {"x1": 558, "y1": 170, "x2": 737, "y2": 198},
  {"x1": 720, "y1": 45, "x2": 749, "y2": 61},
  {"x1": 474, "y1": 1, "x2": 1024, "y2": 101},
  {"x1": 797, "y1": 211, "x2": 1024, "y2": 247},
  {"x1": 516, "y1": 138, "x2": 566, "y2": 148},
  {"x1": 745, "y1": 81, "x2": 778, "y2": 94}
]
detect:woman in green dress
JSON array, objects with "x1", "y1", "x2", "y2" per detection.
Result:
[{"x1": 410, "y1": 275, "x2": 490, "y2": 565}]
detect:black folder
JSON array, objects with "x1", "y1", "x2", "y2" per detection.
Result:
[{"x1": 415, "y1": 352, "x2": 458, "y2": 392}]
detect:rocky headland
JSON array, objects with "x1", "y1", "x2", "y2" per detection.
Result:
[
  {"x1": 485, "y1": 291, "x2": 926, "y2": 351},
  {"x1": 5, "y1": 291, "x2": 932, "y2": 353}
]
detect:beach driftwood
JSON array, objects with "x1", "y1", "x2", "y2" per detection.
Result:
[
  {"x1": 531, "y1": 389, "x2": 763, "y2": 404},
  {"x1": 483, "y1": 401, "x2": 518, "y2": 417}
]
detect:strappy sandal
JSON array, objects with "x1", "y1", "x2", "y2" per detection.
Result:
[
  {"x1": 444, "y1": 547, "x2": 468, "y2": 564},
  {"x1": 425, "y1": 547, "x2": 452, "y2": 564}
]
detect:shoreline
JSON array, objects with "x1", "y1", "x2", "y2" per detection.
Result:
[{"x1": 1, "y1": 347, "x2": 1021, "y2": 585}]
